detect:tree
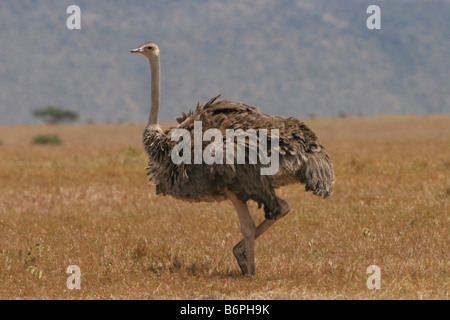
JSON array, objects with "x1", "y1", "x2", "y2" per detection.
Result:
[{"x1": 32, "y1": 106, "x2": 79, "y2": 124}]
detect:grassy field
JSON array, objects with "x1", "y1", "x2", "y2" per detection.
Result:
[{"x1": 0, "y1": 115, "x2": 448, "y2": 300}]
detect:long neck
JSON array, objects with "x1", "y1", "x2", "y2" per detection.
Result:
[{"x1": 147, "y1": 55, "x2": 160, "y2": 127}]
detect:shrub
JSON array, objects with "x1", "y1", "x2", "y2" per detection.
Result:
[
  {"x1": 32, "y1": 134, "x2": 62, "y2": 145},
  {"x1": 32, "y1": 106, "x2": 79, "y2": 124}
]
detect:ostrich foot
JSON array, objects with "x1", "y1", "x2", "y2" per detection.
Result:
[
  {"x1": 232, "y1": 243, "x2": 249, "y2": 276},
  {"x1": 232, "y1": 195, "x2": 290, "y2": 274},
  {"x1": 275, "y1": 196, "x2": 290, "y2": 220},
  {"x1": 265, "y1": 196, "x2": 291, "y2": 220}
]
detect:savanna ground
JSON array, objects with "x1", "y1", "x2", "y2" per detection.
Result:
[{"x1": 0, "y1": 115, "x2": 448, "y2": 299}]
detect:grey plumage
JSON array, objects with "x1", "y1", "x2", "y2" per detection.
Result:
[
  {"x1": 143, "y1": 95, "x2": 334, "y2": 219},
  {"x1": 131, "y1": 42, "x2": 334, "y2": 275}
]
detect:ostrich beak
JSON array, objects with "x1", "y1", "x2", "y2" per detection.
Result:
[{"x1": 130, "y1": 48, "x2": 142, "y2": 53}]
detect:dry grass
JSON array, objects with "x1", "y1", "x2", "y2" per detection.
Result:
[{"x1": 0, "y1": 115, "x2": 448, "y2": 300}]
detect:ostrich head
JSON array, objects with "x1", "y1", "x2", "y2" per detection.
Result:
[{"x1": 130, "y1": 42, "x2": 160, "y2": 58}]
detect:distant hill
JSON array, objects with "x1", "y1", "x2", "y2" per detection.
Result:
[{"x1": 0, "y1": 0, "x2": 449, "y2": 125}]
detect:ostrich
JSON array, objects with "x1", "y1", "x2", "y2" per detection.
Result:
[{"x1": 131, "y1": 42, "x2": 334, "y2": 276}]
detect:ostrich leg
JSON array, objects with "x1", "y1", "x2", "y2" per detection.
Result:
[
  {"x1": 232, "y1": 195, "x2": 290, "y2": 275},
  {"x1": 225, "y1": 189, "x2": 256, "y2": 276}
]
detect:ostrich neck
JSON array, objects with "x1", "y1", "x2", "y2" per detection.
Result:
[{"x1": 147, "y1": 55, "x2": 160, "y2": 127}]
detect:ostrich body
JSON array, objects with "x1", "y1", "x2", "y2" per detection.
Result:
[{"x1": 131, "y1": 42, "x2": 334, "y2": 276}]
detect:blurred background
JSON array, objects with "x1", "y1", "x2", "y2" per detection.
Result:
[{"x1": 0, "y1": 0, "x2": 449, "y2": 125}]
